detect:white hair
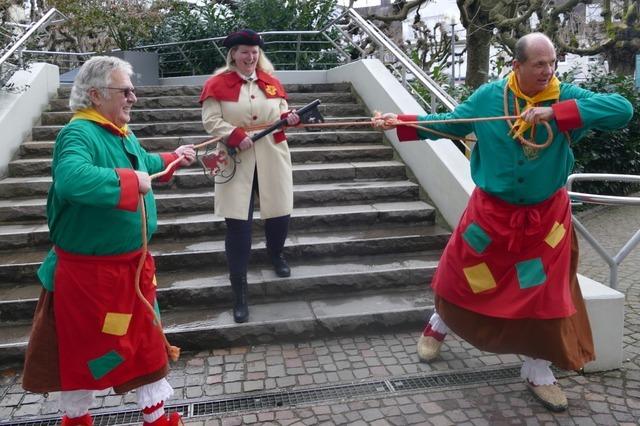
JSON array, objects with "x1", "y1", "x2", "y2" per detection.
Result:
[
  {"x1": 214, "y1": 46, "x2": 275, "y2": 76},
  {"x1": 69, "y1": 56, "x2": 133, "y2": 112}
]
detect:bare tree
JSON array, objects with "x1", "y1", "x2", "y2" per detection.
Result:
[{"x1": 362, "y1": 0, "x2": 639, "y2": 88}]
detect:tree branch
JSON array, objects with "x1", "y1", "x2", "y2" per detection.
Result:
[{"x1": 365, "y1": 0, "x2": 430, "y2": 23}]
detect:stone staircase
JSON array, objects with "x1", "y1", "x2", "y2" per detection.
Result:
[{"x1": 0, "y1": 83, "x2": 450, "y2": 365}]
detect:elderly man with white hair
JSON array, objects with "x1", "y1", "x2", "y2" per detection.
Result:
[{"x1": 21, "y1": 56, "x2": 195, "y2": 426}]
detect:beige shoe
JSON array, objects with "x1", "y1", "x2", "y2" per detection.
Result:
[
  {"x1": 417, "y1": 334, "x2": 444, "y2": 362},
  {"x1": 526, "y1": 381, "x2": 568, "y2": 412}
]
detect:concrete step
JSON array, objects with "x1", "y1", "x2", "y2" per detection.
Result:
[
  {"x1": 0, "y1": 161, "x2": 407, "y2": 198},
  {"x1": 19, "y1": 131, "x2": 384, "y2": 158},
  {"x1": 0, "y1": 223, "x2": 451, "y2": 283},
  {"x1": 0, "y1": 250, "x2": 440, "y2": 322},
  {"x1": 0, "y1": 180, "x2": 420, "y2": 222},
  {"x1": 0, "y1": 288, "x2": 433, "y2": 365},
  {"x1": 8, "y1": 145, "x2": 393, "y2": 178},
  {"x1": 55, "y1": 83, "x2": 353, "y2": 98},
  {"x1": 0, "y1": 200, "x2": 435, "y2": 250},
  {"x1": 40, "y1": 104, "x2": 367, "y2": 125},
  {"x1": 46, "y1": 92, "x2": 359, "y2": 112},
  {"x1": 31, "y1": 119, "x2": 378, "y2": 141}
]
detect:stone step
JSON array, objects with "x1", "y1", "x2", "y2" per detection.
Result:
[
  {"x1": 19, "y1": 131, "x2": 384, "y2": 158},
  {"x1": 8, "y1": 145, "x2": 393, "y2": 178},
  {"x1": 0, "y1": 250, "x2": 440, "y2": 322},
  {"x1": 0, "y1": 180, "x2": 420, "y2": 222},
  {"x1": 40, "y1": 104, "x2": 367, "y2": 125},
  {"x1": 0, "y1": 223, "x2": 451, "y2": 283},
  {"x1": 46, "y1": 92, "x2": 358, "y2": 111},
  {"x1": 31, "y1": 120, "x2": 378, "y2": 141},
  {"x1": 0, "y1": 200, "x2": 435, "y2": 250},
  {"x1": 0, "y1": 161, "x2": 407, "y2": 198},
  {"x1": 0, "y1": 288, "x2": 433, "y2": 365},
  {"x1": 55, "y1": 83, "x2": 353, "y2": 98}
]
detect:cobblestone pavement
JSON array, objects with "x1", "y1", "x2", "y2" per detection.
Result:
[{"x1": 0, "y1": 205, "x2": 638, "y2": 425}]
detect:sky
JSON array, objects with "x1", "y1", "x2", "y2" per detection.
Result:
[{"x1": 341, "y1": 0, "x2": 460, "y2": 21}]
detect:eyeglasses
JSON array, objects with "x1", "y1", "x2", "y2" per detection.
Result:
[{"x1": 101, "y1": 87, "x2": 136, "y2": 97}]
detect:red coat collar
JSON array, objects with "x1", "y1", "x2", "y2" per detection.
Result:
[{"x1": 199, "y1": 70, "x2": 287, "y2": 103}]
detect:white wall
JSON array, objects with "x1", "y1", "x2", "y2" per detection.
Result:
[
  {"x1": 326, "y1": 59, "x2": 474, "y2": 228},
  {"x1": 0, "y1": 63, "x2": 59, "y2": 177}
]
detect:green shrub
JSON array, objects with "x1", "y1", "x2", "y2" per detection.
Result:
[{"x1": 570, "y1": 71, "x2": 640, "y2": 196}]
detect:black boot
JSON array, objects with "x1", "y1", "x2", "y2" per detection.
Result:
[
  {"x1": 230, "y1": 274, "x2": 249, "y2": 323},
  {"x1": 270, "y1": 252, "x2": 291, "y2": 278}
]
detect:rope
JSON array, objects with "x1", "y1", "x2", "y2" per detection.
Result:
[
  {"x1": 136, "y1": 194, "x2": 180, "y2": 362},
  {"x1": 138, "y1": 137, "x2": 224, "y2": 362},
  {"x1": 150, "y1": 137, "x2": 222, "y2": 180},
  {"x1": 241, "y1": 112, "x2": 555, "y2": 153},
  {"x1": 503, "y1": 84, "x2": 554, "y2": 150}
]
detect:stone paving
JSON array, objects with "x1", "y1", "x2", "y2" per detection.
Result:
[{"x1": 0, "y1": 204, "x2": 639, "y2": 425}]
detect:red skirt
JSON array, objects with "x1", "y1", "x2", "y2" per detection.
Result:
[
  {"x1": 432, "y1": 188, "x2": 574, "y2": 319},
  {"x1": 23, "y1": 247, "x2": 168, "y2": 392}
]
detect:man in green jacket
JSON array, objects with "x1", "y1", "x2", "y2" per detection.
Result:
[
  {"x1": 22, "y1": 56, "x2": 196, "y2": 426},
  {"x1": 376, "y1": 32, "x2": 633, "y2": 412}
]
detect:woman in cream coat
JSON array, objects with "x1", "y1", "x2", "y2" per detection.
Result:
[{"x1": 199, "y1": 29, "x2": 299, "y2": 323}]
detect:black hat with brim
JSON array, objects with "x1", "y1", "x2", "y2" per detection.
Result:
[{"x1": 222, "y1": 29, "x2": 264, "y2": 49}]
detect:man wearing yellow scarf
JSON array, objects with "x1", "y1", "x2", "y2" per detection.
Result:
[
  {"x1": 22, "y1": 56, "x2": 196, "y2": 426},
  {"x1": 377, "y1": 33, "x2": 633, "y2": 412}
]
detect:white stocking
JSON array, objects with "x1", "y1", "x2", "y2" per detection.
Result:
[
  {"x1": 520, "y1": 356, "x2": 556, "y2": 386},
  {"x1": 59, "y1": 390, "x2": 95, "y2": 419}
]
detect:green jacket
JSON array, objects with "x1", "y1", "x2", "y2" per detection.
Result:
[
  {"x1": 411, "y1": 79, "x2": 633, "y2": 205},
  {"x1": 38, "y1": 119, "x2": 170, "y2": 290}
]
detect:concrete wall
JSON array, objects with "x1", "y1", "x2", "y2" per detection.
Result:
[
  {"x1": 326, "y1": 59, "x2": 474, "y2": 228},
  {"x1": 0, "y1": 63, "x2": 59, "y2": 177},
  {"x1": 160, "y1": 70, "x2": 328, "y2": 87}
]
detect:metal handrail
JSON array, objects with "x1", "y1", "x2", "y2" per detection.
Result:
[
  {"x1": 0, "y1": 8, "x2": 66, "y2": 68},
  {"x1": 15, "y1": 7, "x2": 457, "y2": 115},
  {"x1": 567, "y1": 173, "x2": 640, "y2": 289},
  {"x1": 346, "y1": 8, "x2": 457, "y2": 112}
]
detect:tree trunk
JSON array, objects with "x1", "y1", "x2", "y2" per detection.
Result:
[
  {"x1": 605, "y1": 46, "x2": 637, "y2": 76},
  {"x1": 464, "y1": 24, "x2": 492, "y2": 89}
]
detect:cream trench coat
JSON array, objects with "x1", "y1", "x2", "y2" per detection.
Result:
[{"x1": 201, "y1": 74, "x2": 294, "y2": 220}]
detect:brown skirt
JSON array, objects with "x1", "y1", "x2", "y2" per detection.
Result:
[
  {"x1": 435, "y1": 229, "x2": 595, "y2": 371},
  {"x1": 22, "y1": 289, "x2": 168, "y2": 394}
]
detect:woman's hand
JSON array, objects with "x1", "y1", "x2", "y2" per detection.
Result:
[
  {"x1": 286, "y1": 110, "x2": 300, "y2": 126},
  {"x1": 237, "y1": 137, "x2": 254, "y2": 151}
]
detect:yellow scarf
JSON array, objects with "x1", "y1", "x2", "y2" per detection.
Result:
[
  {"x1": 507, "y1": 71, "x2": 560, "y2": 139},
  {"x1": 71, "y1": 108, "x2": 130, "y2": 137}
]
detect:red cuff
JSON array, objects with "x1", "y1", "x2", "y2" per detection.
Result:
[
  {"x1": 273, "y1": 130, "x2": 286, "y2": 144},
  {"x1": 116, "y1": 168, "x2": 139, "y2": 211},
  {"x1": 227, "y1": 127, "x2": 248, "y2": 148},
  {"x1": 155, "y1": 153, "x2": 179, "y2": 183},
  {"x1": 280, "y1": 111, "x2": 290, "y2": 120},
  {"x1": 552, "y1": 100, "x2": 582, "y2": 132},
  {"x1": 396, "y1": 114, "x2": 420, "y2": 142}
]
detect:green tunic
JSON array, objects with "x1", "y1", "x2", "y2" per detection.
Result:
[
  {"x1": 38, "y1": 119, "x2": 168, "y2": 290},
  {"x1": 412, "y1": 79, "x2": 633, "y2": 205}
]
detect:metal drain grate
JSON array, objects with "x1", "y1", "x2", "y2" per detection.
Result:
[
  {"x1": 389, "y1": 366, "x2": 522, "y2": 392},
  {"x1": 193, "y1": 380, "x2": 389, "y2": 417},
  {"x1": 2, "y1": 364, "x2": 532, "y2": 425},
  {"x1": 3, "y1": 405, "x2": 188, "y2": 426}
]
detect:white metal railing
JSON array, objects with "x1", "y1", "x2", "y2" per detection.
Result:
[
  {"x1": 567, "y1": 173, "x2": 640, "y2": 289},
  {"x1": 0, "y1": 8, "x2": 66, "y2": 71},
  {"x1": 18, "y1": 7, "x2": 456, "y2": 113}
]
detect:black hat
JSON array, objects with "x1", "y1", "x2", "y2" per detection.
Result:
[{"x1": 222, "y1": 29, "x2": 264, "y2": 49}]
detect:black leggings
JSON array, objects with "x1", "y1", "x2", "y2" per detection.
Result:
[{"x1": 224, "y1": 171, "x2": 290, "y2": 277}]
